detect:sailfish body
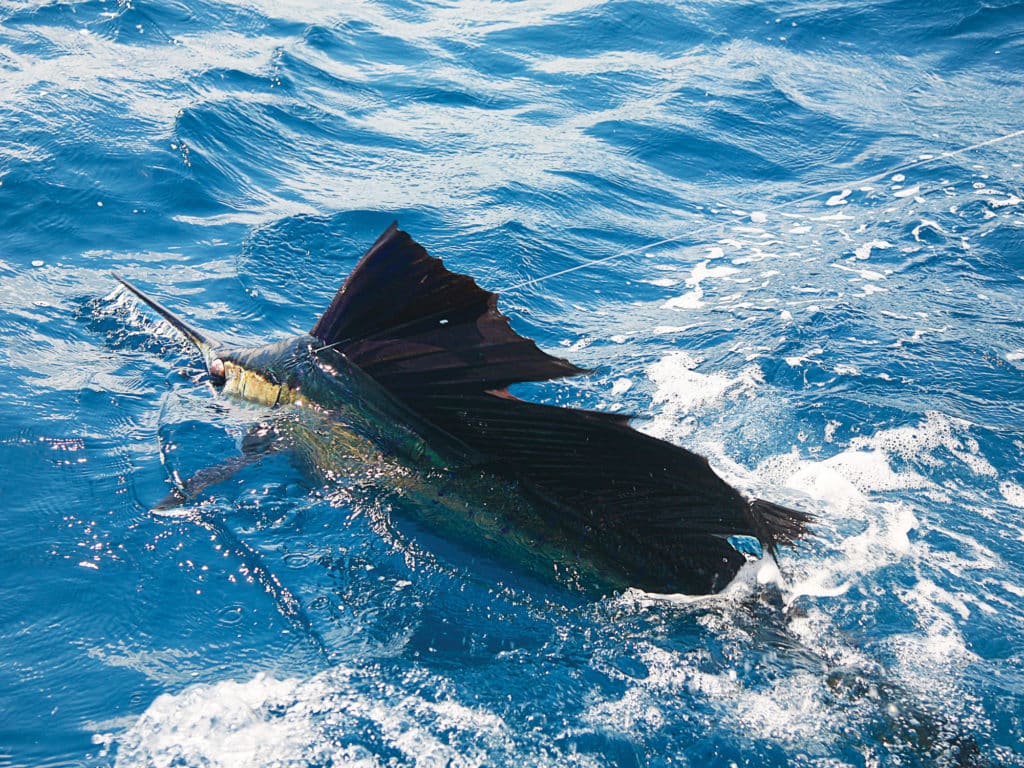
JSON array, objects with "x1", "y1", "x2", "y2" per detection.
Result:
[{"x1": 115, "y1": 224, "x2": 811, "y2": 595}]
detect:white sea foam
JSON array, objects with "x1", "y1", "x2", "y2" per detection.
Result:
[
  {"x1": 784, "y1": 347, "x2": 823, "y2": 368},
  {"x1": 661, "y1": 290, "x2": 704, "y2": 310},
  {"x1": 999, "y1": 481, "x2": 1024, "y2": 508},
  {"x1": 661, "y1": 259, "x2": 740, "y2": 311},
  {"x1": 582, "y1": 641, "x2": 856, "y2": 756},
  {"x1": 643, "y1": 347, "x2": 1010, "y2": 713},
  {"x1": 893, "y1": 184, "x2": 921, "y2": 198},
  {"x1": 858, "y1": 268, "x2": 885, "y2": 281},
  {"x1": 853, "y1": 239, "x2": 892, "y2": 260},
  {"x1": 975, "y1": 189, "x2": 1021, "y2": 208},
  {"x1": 641, "y1": 354, "x2": 944, "y2": 604},
  {"x1": 609, "y1": 377, "x2": 633, "y2": 396},
  {"x1": 912, "y1": 219, "x2": 945, "y2": 241},
  {"x1": 643, "y1": 276, "x2": 679, "y2": 287},
  {"x1": 102, "y1": 664, "x2": 604, "y2": 768},
  {"x1": 825, "y1": 189, "x2": 851, "y2": 206},
  {"x1": 645, "y1": 353, "x2": 762, "y2": 437}
]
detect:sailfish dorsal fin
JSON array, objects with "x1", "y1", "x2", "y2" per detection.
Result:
[
  {"x1": 311, "y1": 223, "x2": 584, "y2": 400},
  {"x1": 311, "y1": 224, "x2": 813, "y2": 594}
]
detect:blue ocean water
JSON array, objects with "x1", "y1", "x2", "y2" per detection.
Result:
[{"x1": 2, "y1": 0, "x2": 1024, "y2": 765}]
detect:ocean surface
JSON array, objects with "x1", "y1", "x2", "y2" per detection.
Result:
[{"x1": 2, "y1": 0, "x2": 1024, "y2": 765}]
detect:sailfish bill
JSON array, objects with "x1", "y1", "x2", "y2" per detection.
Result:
[{"x1": 114, "y1": 223, "x2": 812, "y2": 595}]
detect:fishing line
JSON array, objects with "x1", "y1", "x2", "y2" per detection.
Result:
[{"x1": 501, "y1": 127, "x2": 1024, "y2": 294}]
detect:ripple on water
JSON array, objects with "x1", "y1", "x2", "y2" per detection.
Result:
[{"x1": 2, "y1": 0, "x2": 1024, "y2": 765}]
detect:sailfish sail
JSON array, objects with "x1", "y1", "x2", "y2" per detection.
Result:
[{"x1": 308, "y1": 223, "x2": 812, "y2": 594}]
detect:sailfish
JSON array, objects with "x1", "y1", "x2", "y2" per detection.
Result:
[{"x1": 115, "y1": 223, "x2": 811, "y2": 595}]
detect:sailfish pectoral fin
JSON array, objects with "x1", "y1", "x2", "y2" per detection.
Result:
[
  {"x1": 154, "y1": 454, "x2": 263, "y2": 511},
  {"x1": 153, "y1": 423, "x2": 291, "y2": 511}
]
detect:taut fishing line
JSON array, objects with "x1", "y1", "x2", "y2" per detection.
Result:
[{"x1": 502, "y1": 128, "x2": 1024, "y2": 294}]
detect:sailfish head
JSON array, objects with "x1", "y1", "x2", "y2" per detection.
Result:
[{"x1": 112, "y1": 274, "x2": 298, "y2": 406}]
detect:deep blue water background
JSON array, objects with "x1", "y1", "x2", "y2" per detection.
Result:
[{"x1": 2, "y1": 1, "x2": 1024, "y2": 766}]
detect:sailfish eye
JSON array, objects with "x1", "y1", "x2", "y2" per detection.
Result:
[{"x1": 209, "y1": 358, "x2": 226, "y2": 383}]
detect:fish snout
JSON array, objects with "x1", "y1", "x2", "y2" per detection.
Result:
[{"x1": 209, "y1": 357, "x2": 226, "y2": 384}]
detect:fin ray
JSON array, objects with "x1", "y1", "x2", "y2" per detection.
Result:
[
  {"x1": 405, "y1": 393, "x2": 767, "y2": 594},
  {"x1": 311, "y1": 224, "x2": 583, "y2": 396}
]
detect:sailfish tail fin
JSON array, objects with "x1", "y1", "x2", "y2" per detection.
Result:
[{"x1": 749, "y1": 498, "x2": 815, "y2": 554}]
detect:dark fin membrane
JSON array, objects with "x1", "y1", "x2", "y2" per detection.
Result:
[
  {"x1": 317, "y1": 224, "x2": 812, "y2": 593},
  {"x1": 310, "y1": 223, "x2": 584, "y2": 399},
  {"x1": 401, "y1": 393, "x2": 757, "y2": 595}
]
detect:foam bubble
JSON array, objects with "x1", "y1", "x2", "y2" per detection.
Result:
[
  {"x1": 976, "y1": 190, "x2": 1021, "y2": 208},
  {"x1": 661, "y1": 290, "x2": 703, "y2": 310},
  {"x1": 844, "y1": 411, "x2": 996, "y2": 478},
  {"x1": 644, "y1": 277, "x2": 677, "y2": 288},
  {"x1": 784, "y1": 460, "x2": 866, "y2": 510},
  {"x1": 911, "y1": 219, "x2": 944, "y2": 241},
  {"x1": 661, "y1": 259, "x2": 741, "y2": 311},
  {"x1": 609, "y1": 377, "x2": 633, "y2": 396},
  {"x1": 784, "y1": 347, "x2": 823, "y2": 368}
]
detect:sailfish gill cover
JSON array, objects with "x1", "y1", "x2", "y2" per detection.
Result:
[{"x1": 1, "y1": 1, "x2": 1023, "y2": 767}]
